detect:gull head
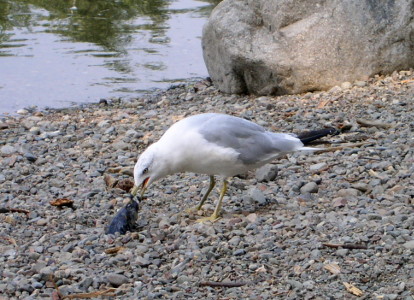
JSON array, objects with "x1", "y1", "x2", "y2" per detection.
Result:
[{"x1": 131, "y1": 143, "x2": 167, "y2": 197}]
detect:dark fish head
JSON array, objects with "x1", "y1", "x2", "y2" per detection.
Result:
[
  {"x1": 126, "y1": 200, "x2": 139, "y2": 214},
  {"x1": 106, "y1": 199, "x2": 140, "y2": 235}
]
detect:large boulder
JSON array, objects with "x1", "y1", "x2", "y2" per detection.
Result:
[{"x1": 202, "y1": 0, "x2": 414, "y2": 95}]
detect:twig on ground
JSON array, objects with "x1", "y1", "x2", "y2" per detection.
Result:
[
  {"x1": 199, "y1": 281, "x2": 248, "y2": 288},
  {"x1": 313, "y1": 142, "x2": 372, "y2": 153},
  {"x1": 322, "y1": 243, "x2": 368, "y2": 250},
  {"x1": 0, "y1": 207, "x2": 30, "y2": 215},
  {"x1": 356, "y1": 119, "x2": 394, "y2": 129},
  {"x1": 63, "y1": 288, "x2": 117, "y2": 299}
]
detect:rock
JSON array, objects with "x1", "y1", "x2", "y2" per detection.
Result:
[
  {"x1": 402, "y1": 240, "x2": 414, "y2": 249},
  {"x1": 24, "y1": 152, "x2": 37, "y2": 162},
  {"x1": 309, "y1": 162, "x2": 327, "y2": 173},
  {"x1": 29, "y1": 127, "x2": 41, "y2": 135},
  {"x1": 79, "y1": 277, "x2": 93, "y2": 291},
  {"x1": 17, "y1": 109, "x2": 29, "y2": 115},
  {"x1": 112, "y1": 141, "x2": 130, "y2": 151},
  {"x1": 332, "y1": 197, "x2": 348, "y2": 208},
  {"x1": 105, "y1": 273, "x2": 129, "y2": 287},
  {"x1": 336, "y1": 249, "x2": 349, "y2": 257},
  {"x1": 300, "y1": 182, "x2": 318, "y2": 194},
  {"x1": 98, "y1": 120, "x2": 111, "y2": 128},
  {"x1": 255, "y1": 164, "x2": 278, "y2": 182},
  {"x1": 39, "y1": 131, "x2": 61, "y2": 139},
  {"x1": 1, "y1": 145, "x2": 16, "y2": 156},
  {"x1": 202, "y1": 0, "x2": 414, "y2": 95},
  {"x1": 286, "y1": 279, "x2": 303, "y2": 290},
  {"x1": 135, "y1": 256, "x2": 151, "y2": 267},
  {"x1": 341, "y1": 82, "x2": 352, "y2": 89},
  {"x1": 246, "y1": 213, "x2": 258, "y2": 223},
  {"x1": 36, "y1": 219, "x2": 48, "y2": 226},
  {"x1": 354, "y1": 80, "x2": 367, "y2": 87},
  {"x1": 233, "y1": 249, "x2": 246, "y2": 256},
  {"x1": 244, "y1": 188, "x2": 266, "y2": 205},
  {"x1": 337, "y1": 188, "x2": 360, "y2": 198}
]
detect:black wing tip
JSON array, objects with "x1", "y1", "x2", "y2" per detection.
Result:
[{"x1": 298, "y1": 127, "x2": 339, "y2": 145}]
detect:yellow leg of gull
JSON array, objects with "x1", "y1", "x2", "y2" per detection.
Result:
[
  {"x1": 186, "y1": 176, "x2": 215, "y2": 213},
  {"x1": 196, "y1": 178, "x2": 228, "y2": 223}
]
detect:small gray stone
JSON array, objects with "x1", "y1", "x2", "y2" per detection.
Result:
[
  {"x1": 300, "y1": 182, "x2": 318, "y2": 194},
  {"x1": 245, "y1": 188, "x2": 266, "y2": 205},
  {"x1": 402, "y1": 240, "x2": 414, "y2": 249},
  {"x1": 337, "y1": 188, "x2": 359, "y2": 197},
  {"x1": 352, "y1": 182, "x2": 369, "y2": 192},
  {"x1": 17, "y1": 109, "x2": 29, "y2": 115},
  {"x1": 135, "y1": 256, "x2": 151, "y2": 267},
  {"x1": 336, "y1": 249, "x2": 349, "y2": 257},
  {"x1": 286, "y1": 279, "x2": 303, "y2": 290},
  {"x1": 36, "y1": 218, "x2": 48, "y2": 226},
  {"x1": 303, "y1": 280, "x2": 315, "y2": 290},
  {"x1": 354, "y1": 80, "x2": 367, "y2": 87},
  {"x1": 24, "y1": 152, "x2": 37, "y2": 162},
  {"x1": 79, "y1": 277, "x2": 93, "y2": 291},
  {"x1": 309, "y1": 162, "x2": 327, "y2": 172},
  {"x1": 176, "y1": 275, "x2": 191, "y2": 284},
  {"x1": 106, "y1": 273, "x2": 129, "y2": 287},
  {"x1": 112, "y1": 141, "x2": 130, "y2": 150},
  {"x1": 233, "y1": 249, "x2": 246, "y2": 256},
  {"x1": 29, "y1": 127, "x2": 41, "y2": 135},
  {"x1": 255, "y1": 164, "x2": 278, "y2": 182},
  {"x1": 1, "y1": 145, "x2": 16, "y2": 155},
  {"x1": 310, "y1": 249, "x2": 321, "y2": 259}
]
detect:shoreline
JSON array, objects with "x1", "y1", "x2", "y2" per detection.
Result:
[{"x1": 1, "y1": 72, "x2": 413, "y2": 299}]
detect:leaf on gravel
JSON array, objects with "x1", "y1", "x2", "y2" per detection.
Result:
[
  {"x1": 105, "y1": 246, "x2": 125, "y2": 255},
  {"x1": 50, "y1": 198, "x2": 74, "y2": 208},
  {"x1": 115, "y1": 179, "x2": 134, "y2": 192},
  {"x1": 324, "y1": 263, "x2": 341, "y2": 274},
  {"x1": 104, "y1": 174, "x2": 118, "y2": 188},
  {"x1": 343, "y1": 282, "x2": 363, "y2": 296},
  {"x1": 106, "y1": 167, "x2": 133, "y2": 176}
]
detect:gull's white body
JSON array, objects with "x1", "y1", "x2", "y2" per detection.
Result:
[{"x1": 134, "y1": 113, "x2": 312, "y2": 187}]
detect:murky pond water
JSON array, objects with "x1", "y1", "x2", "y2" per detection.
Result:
[{"x1": 0, "y1": 0, "x2": 219, "y2": 115}]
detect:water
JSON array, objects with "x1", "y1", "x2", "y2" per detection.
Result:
[{"x1": 0, "y1": 0, "x2": 219, "y2": 115}]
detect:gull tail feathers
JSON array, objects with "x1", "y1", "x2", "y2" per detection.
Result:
[{"x1": 297, "y1": 127, "x2": 339, "y2": 145}]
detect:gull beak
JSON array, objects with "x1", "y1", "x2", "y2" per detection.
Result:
[{"x1": 131, "y1": 177, "x2": 150, "y2": 197}]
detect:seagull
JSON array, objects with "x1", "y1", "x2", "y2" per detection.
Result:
[{"x1": 131, "y1": 113, "x2": 337, "y2": 222}]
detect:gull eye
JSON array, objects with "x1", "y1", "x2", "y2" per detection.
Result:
[{"x1": 142, "y1": 167, "x2": 149, "y2": 175}]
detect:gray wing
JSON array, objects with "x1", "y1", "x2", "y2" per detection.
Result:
[{"x1": 198, "y1": 114, "x2": 302, "y2": 165}]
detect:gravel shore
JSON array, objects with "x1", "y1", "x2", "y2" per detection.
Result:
[{"x1": 1, "y1": 72, "x2": 413, "y2": 299}]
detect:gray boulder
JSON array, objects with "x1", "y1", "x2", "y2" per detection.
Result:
[{"x1": 202, "y1": 0, "x2": 414, "y2": 95}]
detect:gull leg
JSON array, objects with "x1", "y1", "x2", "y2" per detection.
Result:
[
  {"x1": 196, "y1": 178, "x2": 228, "y2": 223},
  {"x1": 197, "y1": 175, "x2": 215, "y2": 210},
  {"x1": 186, "y1": 176, "x2": 215, "y2": 213}
]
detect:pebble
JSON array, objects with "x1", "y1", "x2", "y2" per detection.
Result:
[
  {"x1": 354, "y1": 80, "x2": 366, "y2": 87},
  {"x1": 106, "y1": 273, "x2": 129, "y2": 287},
  {"x1": 402, "y1": 240, "x2": 414, "y2": 249},
  {"x1": 1, "y1": 75, "x2": 413, "y2": 299},
  {"x1": 300, "y1": 182, "x2": 318, "y2": 194},
  {"x1": 255, "y1": 164, "x2": 278, "y2": 182},
  {"x1": 1, "y1": 145, "x2": 16, "y2": 155},
  {"x1": 309, "y1": 162, "x2": 327, "y2": 172},
  {"x1": 244, "y1": 188, "x2": 267, "y2": 205}
]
